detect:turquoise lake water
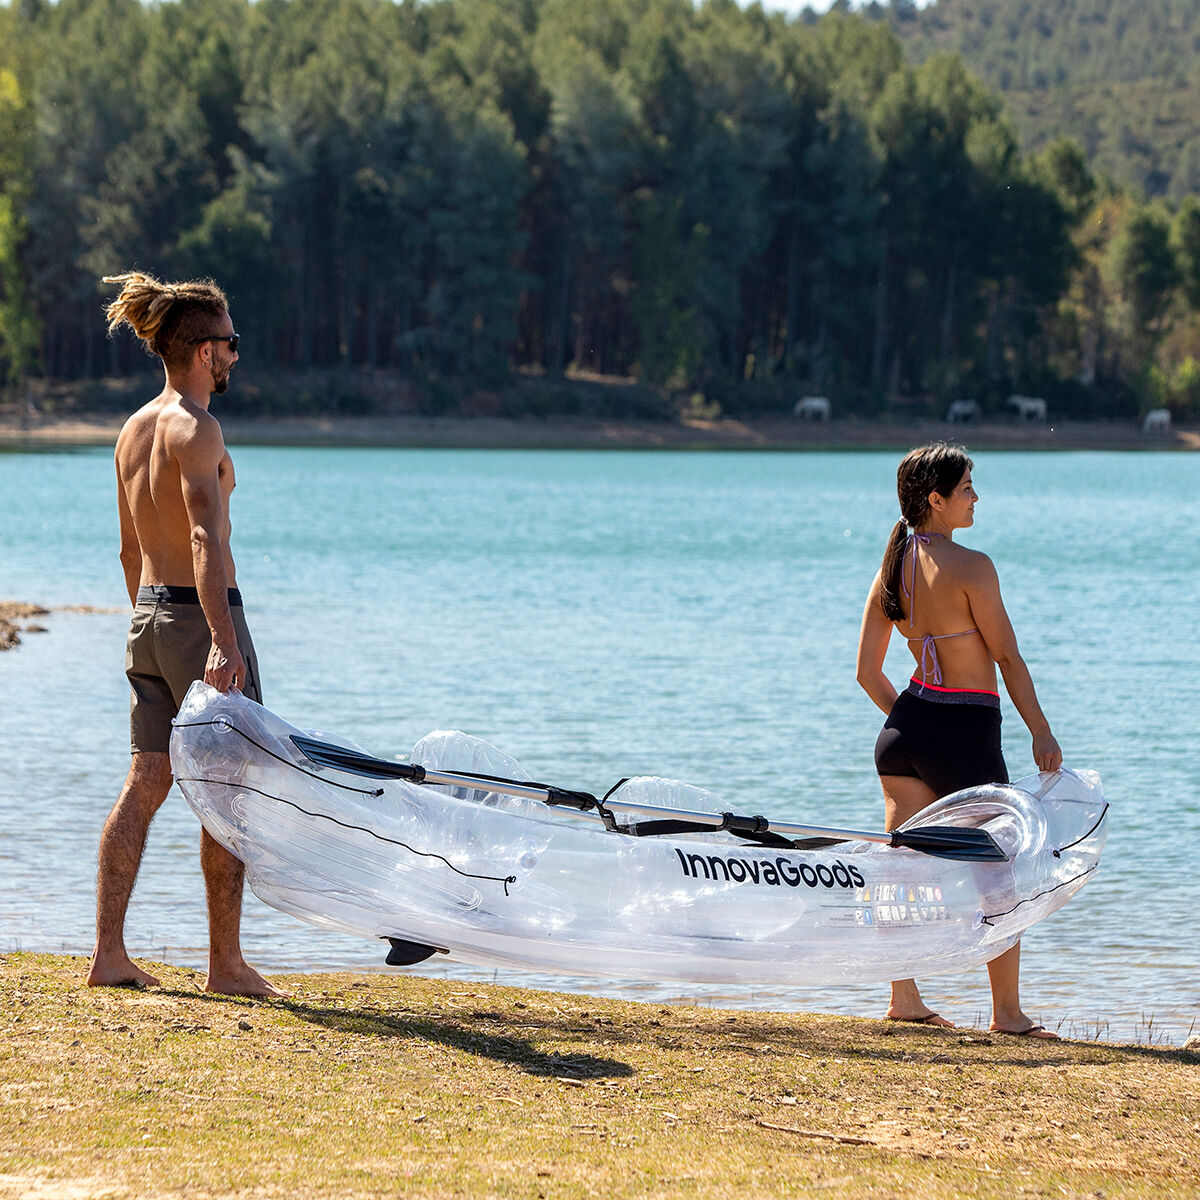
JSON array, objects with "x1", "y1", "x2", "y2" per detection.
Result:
[{"x1": 1, "y1": 445, "x2": 1196, "y2": 1044}]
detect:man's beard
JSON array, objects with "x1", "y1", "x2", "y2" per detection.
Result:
[{"x1": 211, "y1": 363, "x2": 232, "y2": 394}]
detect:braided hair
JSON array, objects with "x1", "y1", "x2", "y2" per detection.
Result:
[
  {"x1": 103, "y1": 272, "x2": 229, "y2": 370},
  {"x1": 879, "y1": 442, "x2": 973, "y2": 622}
]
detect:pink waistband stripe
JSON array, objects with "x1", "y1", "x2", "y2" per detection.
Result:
[{"x1": 909, "y1": 676, "x2": 1000, "y2": 697}]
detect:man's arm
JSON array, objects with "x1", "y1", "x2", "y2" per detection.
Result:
[
  {"x1": 115, "y1": 453, "x2": 142, "y2": 606},
  {"x1": 174, "y1": 417, "x2": 246, "y2": 693}
]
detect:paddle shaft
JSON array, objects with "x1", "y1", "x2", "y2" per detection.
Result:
[
  {"x1": 593, "y1": 796, "x2": 891, "y2": 845},
  {"x1": 289, "y1": 733, "x2": 1007, "y2": 861}
]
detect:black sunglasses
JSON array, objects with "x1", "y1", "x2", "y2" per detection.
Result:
[{"x1": 192, "y1": 333, "x2": 240, "y2": 353}]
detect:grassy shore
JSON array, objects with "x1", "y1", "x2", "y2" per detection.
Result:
[
  {"x1": 2, "y1": 953, "x2": 1198, "y2": 1199},
  {"x1": 2, "y1": 408, "x2": 1198, "y2": 452}
]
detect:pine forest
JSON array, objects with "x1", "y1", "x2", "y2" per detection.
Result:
[{"x1": 2, "y1": 0, "x2": 1200, "y2": 421}]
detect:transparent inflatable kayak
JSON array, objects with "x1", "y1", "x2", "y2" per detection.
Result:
[{"x1": 170, "y1": 682, "x2": 1108, "y2": 985}]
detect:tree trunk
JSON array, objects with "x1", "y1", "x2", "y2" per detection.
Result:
[
  {"x1": 784, "y1": 218, "x2": 802, "y2": 368},
  {"x1": 1079, "y1": 266, "x2": 1102, "y2": 386},
  {"x1": 550, "y1": 240, "x2": 570, "y2": 375},
  {"x1": 872, "y1": 227, "x2": 889, "y2": 387},
  {"x1": 984, "y1": 282, "x2": 1003, "y2": 380},
  {"x1": 365, "y1": 284, "x2": 378, "y2": 369},
  {"x1": 940, "y1": 256, "x2": 957, "y2": 363}
]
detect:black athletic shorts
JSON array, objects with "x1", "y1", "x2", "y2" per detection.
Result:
[{"x1": 874, "y1": 679, "x2": 1008, "y2": 799}]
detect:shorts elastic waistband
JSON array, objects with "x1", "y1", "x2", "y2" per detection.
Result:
[
  {"x1": 137, "y1": 584, "x2": 243, "y2": 608},
  {"x1": 906, "y1": 677, "x2": 1000, "y2": 708}
]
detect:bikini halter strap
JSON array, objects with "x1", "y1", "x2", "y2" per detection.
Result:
[
  {"x1": 903, "y1": 532, "x2": 944, "y2": 686},
  {"x1": 901, "y1": 531, "x2": 935, "y2": 632}
]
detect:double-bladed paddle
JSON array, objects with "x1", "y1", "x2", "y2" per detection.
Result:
[{"x1": 290, "y1": 733, "x2": 1008, "y2": 863}]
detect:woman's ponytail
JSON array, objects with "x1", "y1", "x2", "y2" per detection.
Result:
[
  {"x1": 879, "y1": 518, "x2": 910, "y2": 622},
  {"x1": 877, "y1": 441, "x2": 973, "y2": 623}
]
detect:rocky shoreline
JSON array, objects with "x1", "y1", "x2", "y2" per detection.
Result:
[
  {"x1": 0, "y1": 603, "x2": 122, "y2": 651},
  {"x1": 0, "y1": 601, "x2": 50, "y2": 651}
]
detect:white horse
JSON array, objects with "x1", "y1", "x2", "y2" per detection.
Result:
[
  {"x1": 1007, "y1": 395, "x2": 1047, "y2": 421},
  {"x1": 946, "y1": 399, "x2": 979, "y2": 424},
  {"x1": 793, "y1": 396, "x2": 831, "y2": 422},
  {"x1": 1142, "y1": 408, "x2": 1171, "y2": 434}
]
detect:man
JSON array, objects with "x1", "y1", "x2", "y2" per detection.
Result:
[{"x1": 87, "y1": 271, "x2": 281, "y2": 997}]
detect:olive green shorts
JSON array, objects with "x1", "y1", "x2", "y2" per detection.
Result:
[{"x1": 126, "y1": 585, "x2": 263, "y2": 754}]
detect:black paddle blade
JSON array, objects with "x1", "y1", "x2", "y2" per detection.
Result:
[
  {"x1": 292, "y1": 734, "x2": 419, "y2": 781},
  {"x1": 789, "y1": 837, "x2": 845, "y2": 851},
  {"x1": 891, "y1": 825, "x2": 1008, "y2": 863}
]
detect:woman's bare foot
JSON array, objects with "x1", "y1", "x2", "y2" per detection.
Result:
[
  {"x1": 886, "y1": 978, "x2": 954, "y2": 1026},
  {"x1": 886, "y1": 1010, "x2": 955, "y2": 1027},
  {"x1": 990, "y1": 1022, "x2": 1060, "y2": 1039}
]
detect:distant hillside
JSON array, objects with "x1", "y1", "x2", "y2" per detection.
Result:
[{"x1": 880, "y1": 0, "x2": 1200, "y2": 199}]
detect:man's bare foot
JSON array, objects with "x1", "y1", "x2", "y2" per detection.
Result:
[
  {"x1": 205, "y1": 961, "x2": 287, "y2": 998},
  {"x1": 885, "y1": 1007, "x2": 955, "y2": 1028},
  {"x1": 87, "y1": 952, "x2": 160, "y2": 989}
]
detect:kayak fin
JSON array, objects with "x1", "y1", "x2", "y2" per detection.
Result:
[{"x1": 383, "y1": 937, "x2": 440, "y2": 966}]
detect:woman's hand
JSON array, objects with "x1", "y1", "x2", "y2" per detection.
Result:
[{"x1": 1032, "y1": 731, "x2": 1063, "y2": 774}]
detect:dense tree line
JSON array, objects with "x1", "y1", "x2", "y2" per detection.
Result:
[
  {"x1": 1, "y1": 0, "x2": 1199, "y2": 419},
  {"x1": 881, "y1": 0, "x2": 1200, "y2": 201}
]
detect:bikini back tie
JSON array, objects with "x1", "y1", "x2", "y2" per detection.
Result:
[{"x1": 902, "y1": 532, "x2": 978, "y2": 687}]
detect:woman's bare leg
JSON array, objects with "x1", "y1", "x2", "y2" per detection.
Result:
[
  {"x1": 987, "y1": 942, "x2": 1059, "y2": 1037},
  {"x1": 880, "y1": 775, "x2": 954, "y2": 1026}
]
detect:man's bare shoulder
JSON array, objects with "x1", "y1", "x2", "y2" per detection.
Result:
[
  {"x1": 115, "y1": 397, "x2": 169, "y2": 466},
  {"x1": 116, "y1": 396, "x2": 163, "y2": 442},
  {"x1": 156, "y1": 399, "x2": 225, "y2": 462}
]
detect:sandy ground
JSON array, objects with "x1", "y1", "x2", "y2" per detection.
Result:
[{"x1": 2, "y1": 409, "x2": 1197, "y2": 451}]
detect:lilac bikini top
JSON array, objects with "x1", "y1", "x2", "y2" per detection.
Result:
[{"x1": 902, "y1": 531, "x2": 979, "y2": 687}]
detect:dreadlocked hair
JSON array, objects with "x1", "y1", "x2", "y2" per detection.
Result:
[
  {"x1": 879, "y1": 441, "x2": 973, "y2": 622},
  {"x1": 103, "y1": 272, "x2": 229, "y2": 370}
]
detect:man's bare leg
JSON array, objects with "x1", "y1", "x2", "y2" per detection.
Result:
[
  {"x1": 201, "y1": 827, "x2": 285, "y2": 997},
  {"x1": 88, "y1": 752, "x2": 173, "y2": 987}
]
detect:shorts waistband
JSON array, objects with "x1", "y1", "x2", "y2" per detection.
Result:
[
  {"x1": 906, "y1": 677, "x2": 1000, "y2": 708},
  {"x1": 137, "y1": 584, "x2": 243, "y2": 608}
]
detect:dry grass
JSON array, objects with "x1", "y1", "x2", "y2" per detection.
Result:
[{"x1": 2, "y1": 952, "x2": 1198, "y2": 1199}]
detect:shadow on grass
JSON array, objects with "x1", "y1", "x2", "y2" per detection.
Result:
[
  {"x1": 164, "y1": 988, "x2": 638, "y2": 1081},
  {"x1": 162, "y1": 979, "x2": 1199, "y2": 1075}
]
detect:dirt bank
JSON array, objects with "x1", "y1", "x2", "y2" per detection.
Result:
[{"x1": 2, "y1": 409, "x2": 1197, "y2": 451}]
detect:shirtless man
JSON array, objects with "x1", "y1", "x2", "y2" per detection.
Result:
[{"x1": 87, "y1": 271, "x2": 281, "y2": 997}]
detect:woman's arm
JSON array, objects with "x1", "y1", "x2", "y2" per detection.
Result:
[
  {"x1": 856, "y1": 572, "x2": 899, "y2": 715},
  {"x1": 966, "y1": 554, "x2": 1063, "y2": 772}
]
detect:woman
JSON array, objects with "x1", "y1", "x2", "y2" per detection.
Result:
[{"x1": 856, "y1": 442, "x2": 1063, "y2": 1038}]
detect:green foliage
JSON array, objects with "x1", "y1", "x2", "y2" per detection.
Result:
[
  {"x1": 1104, "y1": 204, "x2": 1179, "y2": 337},
  {"x1": 0, "y1": 0, "x2": 1196, "y2": 419},
  {"x1": 0, "y1": 66, "x2": 40, "y2": 390},
  {"x1": 1172, "y1": 196, "x2": 1200, "y2": 312},
  {"x1": 1146, "y1": 355, "x2": 1200, "y2": 418},
  {"x1": 884, "y1": 0, "x2": 1200, "y2": 201}
]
